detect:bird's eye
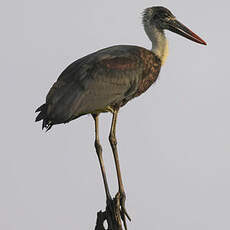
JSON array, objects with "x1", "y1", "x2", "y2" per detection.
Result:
[{"x1": 163, "y1": 12, "x2": 170, "y2": 18}]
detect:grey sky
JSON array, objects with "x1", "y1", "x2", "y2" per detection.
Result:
[{"x1": 1, "y1": 0, "x2": 229, "y2": 229}]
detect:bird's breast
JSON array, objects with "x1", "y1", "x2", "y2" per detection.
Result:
[{"x1": 135, "y1": 49, "x2": 161, "y2": 97}]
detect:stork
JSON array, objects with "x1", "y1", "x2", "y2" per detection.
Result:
[{"x1": 35, "y1": 6, "x2": 206, "y2": 229}]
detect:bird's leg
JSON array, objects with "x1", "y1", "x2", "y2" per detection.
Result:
[
  {"x1": 92, "y1": 114, "x2": 112, "y2": 201},
  {"x1": 109, "y1": 109, "x2": 131, "y2": 230}
]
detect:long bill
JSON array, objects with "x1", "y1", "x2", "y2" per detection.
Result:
[{"x1": 168, "y1": 19, "x2": 207, "y2": 45}]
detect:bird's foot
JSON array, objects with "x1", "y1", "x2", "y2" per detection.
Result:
[
  {"x1": 116, "y1": 191, "x2": 131, "y2": 230},
  {"x1": 106, "y1": 196, "x2": 115, "y2": 215},
  {"x1": 104, "y1": 193, "x2": 131, "y2": 230},
  {"x1": 105, "y1": 196, "x2": 122, "y2": 230}
]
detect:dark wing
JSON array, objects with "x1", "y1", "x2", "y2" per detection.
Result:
[
  {"x1": 70, "y1": 50, "x2": 145, "y2": 117},
  {"x1": 36, "y1": 45, "x2": 160, "y2": 128}
]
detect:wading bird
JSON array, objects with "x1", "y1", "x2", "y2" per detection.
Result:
[{"x1": 35, "y1": 6, "x2": 206, "y2": 229}]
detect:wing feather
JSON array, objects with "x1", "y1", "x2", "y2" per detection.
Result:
[{"x1": 45, "y1": 45, "x2": 147, "y2": 123}]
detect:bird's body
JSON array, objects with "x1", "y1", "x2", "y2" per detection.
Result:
[
  {"x1": 36, "y1": 45, "x2": 161, "y2": 129},
  {"x1": 35, "y1": 6, "x2": 206, "y2": 229},
  {"x1": 36, "y1": 7, "x2": 206, "y2": 130}
]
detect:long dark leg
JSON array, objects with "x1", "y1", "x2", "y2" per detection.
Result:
[
  {"x1": 92, "y1": 114, "x2": 111, "y2": 200},
  {"x1": 109, "y1": 109, "x2": 131, "y2": 230}
]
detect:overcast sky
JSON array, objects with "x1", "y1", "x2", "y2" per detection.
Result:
[{"x1": 1, "y1": 0, "x2": 230, "y2": 230}]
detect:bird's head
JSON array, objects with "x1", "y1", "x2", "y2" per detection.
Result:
[{"x1": 143, "y1": 6, "x2": 207, "y2": 45}]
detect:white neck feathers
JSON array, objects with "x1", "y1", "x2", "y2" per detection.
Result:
[{"x1": 144, "y1": 24, "x2": 168, "y2": 65}]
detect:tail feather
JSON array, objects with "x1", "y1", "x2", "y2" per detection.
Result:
[
  {"x1": 35, "y1": 103, "x2": 47, "y2": 113},
  {"x1": 35, "y1": 103, "x2": 53, "y2": 131}
]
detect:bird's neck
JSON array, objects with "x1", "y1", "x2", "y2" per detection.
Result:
[{"x1": 144, "y1": 25, "x2": 168, "y2": 65}]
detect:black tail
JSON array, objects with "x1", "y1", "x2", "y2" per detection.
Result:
[{"x1": 35, "y1": 104, "x2": 53, "y2": 131}]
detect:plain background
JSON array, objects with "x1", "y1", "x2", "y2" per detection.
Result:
[{"x1": 1, "y1": 0, "x2": 229, "y2": 229}]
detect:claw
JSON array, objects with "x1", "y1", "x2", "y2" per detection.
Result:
[
  {"x1": 121, "y1": 212, "x2": 127, "y2": 230},
  {"x1": 114, "y1": 192, "x2": 131, "y2": 230},
  {"x1": 120, "y1": 192, "x2": 131, "y2": 221}
]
